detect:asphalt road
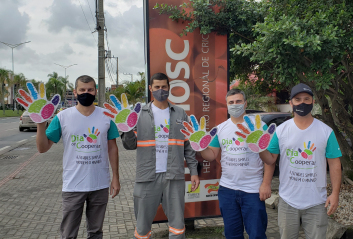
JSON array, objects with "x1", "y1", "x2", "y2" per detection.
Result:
[{"x1": 0, "y1": 117, "x2": 37, "y2": 151}]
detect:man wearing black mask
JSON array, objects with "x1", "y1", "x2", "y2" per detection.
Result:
[
  {"x1": 259, "y1": 83, "x2": 342, "y2": 239},
  {"x1": 36, "y1": 75, "x2": 120, "y2": 238},
  {"x1": 122, "y1": 72, "x2": 199, "y2": 239}
]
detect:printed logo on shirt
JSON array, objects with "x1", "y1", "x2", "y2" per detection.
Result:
[
  {"x1": 286, "y1": 141, "x2": 316, "y2": 169},
  {"x1": 221, "y1": 138, "x2": 247, "y2": 152},
  {"x1": 84, "y1": 127, "x2": 101, "y2": 144},
  {"x1": 155, "y1": 119, "x2": 169, "y2": 139},
  {"x1": 70, "y1": 126, "x2": 102, "y2": 151},
  {"x1": 232, "y1": 137, "x2": 245, "y2": 146}
]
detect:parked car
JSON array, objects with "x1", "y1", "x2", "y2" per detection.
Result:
[
  {"x1": 245, "y1": 111, "x2": 292, "y2": 177},
  {"x1": 19, "y1": 111, "x2": 54, "y2": 131}
]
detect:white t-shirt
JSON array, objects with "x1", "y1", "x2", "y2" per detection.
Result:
[
  {"x1": 268, "y1": 118, "x2": 342, "y2": 210},
  {"x1": 209, "y1": 118, "x2": 266, "y2": 193},
  {"x1": 151, "y1": 103, "x2": 170, "y2": 173},
  {"x1": 46, "y1": 106, "x2": 120, "y2": 192}
]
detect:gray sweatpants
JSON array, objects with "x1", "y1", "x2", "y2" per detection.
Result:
[
  {"x1": 60, "y1": 188, "x2": 109, "y2": 239},
  {"x1": 278, "y1": 197, "x2": 328, "y2": 239},
  {"x1": 133, "y1": 173, "x2": 185, "y2": 239}
]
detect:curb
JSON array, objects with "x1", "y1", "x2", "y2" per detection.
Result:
[{"x1": 0, "y1": 136, "x2": 37, "y2": 157}]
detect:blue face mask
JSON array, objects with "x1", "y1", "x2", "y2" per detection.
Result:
[{"x1": 152, "y1": 89, "x2": 169, "y2": 102}]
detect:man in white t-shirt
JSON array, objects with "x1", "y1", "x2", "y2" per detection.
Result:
[
  {"x1": 36, "y1": 75, "x2": 120, "y2": 239},
  {"x1": 259, "y1": 83, "x2": 342, "y2": 239},
  {"x1": 200, "y1": 89, "x2": 275, "y2": 239},
  {"x1": 121, "y1": 73, "x2": 199, "y2": 239}
]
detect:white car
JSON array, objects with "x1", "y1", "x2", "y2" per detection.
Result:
[{"x1": 19, "y1": 111, "x2": 53, "y2": 131}]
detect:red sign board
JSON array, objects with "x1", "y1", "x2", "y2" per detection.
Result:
[{"x1": 144, "y1": 0, "x2": 228, "y2": 221}]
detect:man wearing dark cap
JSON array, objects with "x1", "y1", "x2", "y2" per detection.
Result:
[{"x1": 259, "y1": 83, "x2": 342, "y2": 238}]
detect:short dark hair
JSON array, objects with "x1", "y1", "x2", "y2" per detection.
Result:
[
  {"x1": 226, "y1": 88, "x2": 246, "y2": 101},
  {"x1": 75, "y1": 75, "x2": 96, "y2": 89},
  {"x1": 150, "y1": 73, "x2": 169, "y2": 87}
]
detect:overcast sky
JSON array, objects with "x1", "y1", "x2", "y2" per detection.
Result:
[{"x1": 0, "y1": 0, "x2": 145, "y2": 87}]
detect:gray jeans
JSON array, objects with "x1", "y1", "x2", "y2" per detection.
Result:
[
  {"x1": 133, "y1": 173, "x2": 186, "y2": 239},
  {"x1": 278, "y1": 197, "x2": 328, "y2": 239},
  {"x1": 60, "y1": 188, "x2": 109, "y2": 239}
]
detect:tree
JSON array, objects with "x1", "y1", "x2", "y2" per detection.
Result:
[
  {"x1": 46, "y1": 72, "x2": 65, "y2": 99},
  {"x1": 12, "y1": 73, "x2": 27, "y2": 113},
  {"x1": 60, "y1": 76, "x2": 74, "y2": 106},
  {"x1": 155, "y1": 0, "x2": 353, "y2": 177},
  {"x1": 0, "y1": 68, "x2": 11, "y2": 115},
  {"x1": 107, "y1": 78, "x2": 146, "y2": 107}
]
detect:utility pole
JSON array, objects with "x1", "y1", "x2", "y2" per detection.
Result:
[
  {"x1": 123, "y1": 73, "x2": 133, "y2": 82},
  {"x1": 116, "y1": 57, "x2": 119, "y2": 86},
  {"x1": 0, "y1": 41, "x2": 31, "y2": 110},
  {"x1": 97, "y1": 0, "x2": 105, "y2": 106}
]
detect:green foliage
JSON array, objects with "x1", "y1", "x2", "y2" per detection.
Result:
[
  {"x1": 107, "y1": 77, "x2": 146, "y2": 107},
  {"x1": 0, "y1": 68, "x2": 11, "y2": 115},
  {"x1": 236, "y1": 82, "x2": 278, "y2": 112},
  {"x1": 46, "y1": 72, "x2": 65, "y2": 99},
  {"x1": 154, "y1": 0, "x2": 353, "y2": 173}
]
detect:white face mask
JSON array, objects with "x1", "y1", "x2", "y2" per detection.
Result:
[{"x1": 228, "y1": 103, "x2": 245, "y2": 118}]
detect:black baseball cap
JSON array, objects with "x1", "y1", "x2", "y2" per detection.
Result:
[{"x1": 290, "y1": 83, "x2": 314, "y2": 99}]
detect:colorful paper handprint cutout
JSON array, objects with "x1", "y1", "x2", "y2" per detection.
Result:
[
  {"x1": 103, "y1": 93, "x2": 141, "y2": 132},
  {"x1": 235, "y1": 115, "x2": 276, "y2": 153},
  {"x1": 298, "y1": 141, "x2": 316, "y2": 159},
  {"x1": 16, "y1": 82, "x2": 61, "y2": 123},
  {"x1": 180, "y1": 115, "x2": 217, "y2": 151}
]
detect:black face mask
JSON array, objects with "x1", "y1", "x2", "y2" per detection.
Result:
[
  {"x1": 77, "y1": 93, "x2": 96, "y2": 107},
  {"x1": 293, "y1": 103, "x2": 313, "y2": 116}
]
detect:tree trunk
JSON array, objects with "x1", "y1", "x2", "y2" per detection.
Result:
[{"x1": 313, "y1": 88, "x2": 353, "y2": 177}]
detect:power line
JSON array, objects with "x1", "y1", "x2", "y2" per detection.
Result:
[
  {"x1": 78, "y1": 0, "x2": 97, "y2": 44},
  {"x1": 105, "y1": 60, "x2": 115, "y2": 85},
  {"x1": 86, "y1": 0, "x2": 96, "y2": 24}
]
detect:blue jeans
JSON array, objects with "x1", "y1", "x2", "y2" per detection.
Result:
[{"x1": 218, "y1": 186, "x2": 267, "y2": 239}]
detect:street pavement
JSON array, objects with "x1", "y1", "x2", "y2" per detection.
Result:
[
  {"x1": 0, "y1": 137, "x2": 306, "y2": 239},
  {"x1": 0, "y1": 117, "x2": 36, "y2": 151}
]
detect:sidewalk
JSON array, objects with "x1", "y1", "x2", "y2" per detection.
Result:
[{"x1": 0, "y1": 138, "x2": 305, "y2": 239}]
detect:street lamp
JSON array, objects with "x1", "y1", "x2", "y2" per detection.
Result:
[
  {"x1": 0, "y1": 40, "x2": 31, "y2": 109},
  {"x1": 54, "y1": 63, "x2": 77, "y2": 79},
  {"x1": 54, "y1": 63, "x2": 77, "y2": 107}
]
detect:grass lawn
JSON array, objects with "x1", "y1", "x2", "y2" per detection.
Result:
[{"x1": 0, "y1": 110, "x2": 24, "y2": 118}]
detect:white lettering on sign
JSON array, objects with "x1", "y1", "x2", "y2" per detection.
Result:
[{"x1": 165, "y1": 39, "x2": 191, "y2": 111}]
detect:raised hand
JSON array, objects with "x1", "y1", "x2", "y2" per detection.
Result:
[
  {"x1": 180, "y1": 115, "x2": 217, "y2": 151},
  {"x1": 235, "y1": 115, "x2": 276, "y2": 153},
  {"x1": 16, "y1": 82, "x2": 61, "y2": 123},
  {"x1": 103, "y1": 93, "x2": 141, "y2": 132},
  {"x1": 299, "y1": 141, "x2": 316, "y2": 159}
]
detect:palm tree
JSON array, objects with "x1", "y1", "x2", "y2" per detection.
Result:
[
  {"x1": 46, "y1": 72, "x2": 65, "y2": 100},
  {"x1": 12, "y1": 73, "x2": 27, "y2": 113},
  {"x1": 60, "y1": 76, "x2": 74, "y2": 106},
  {"x1": 124, "y1": 80, "x2": 145, "y2": 106},
  {"x1": 0, "y1": 68, "x2": 11, "y2": 115}
]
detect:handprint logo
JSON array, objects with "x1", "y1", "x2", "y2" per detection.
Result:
[
  {"x1": 16, "y1": 82, "x2": 61, "y2": 123},
  {"x1": 180, "y1": 115, "x2": 217, "y2": 151},
  {"x1": 160, "y1": 119, "x2": 170, "y2": 133},
  {"x1": 83, "y1": 127, "x2": 100, "y2": 143},
  {"x1": 103, "y1": 93, "x2": 141, "y2": 132},
  {"x1": 235, "y1": 115, "x2": 276, "y2": 153},
  {"x1": 232, "y1": 137, "x2": 245, "y2": 146},
  {"x1": 298, "y1": 141, "x2": 316, "y2": 160}
]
